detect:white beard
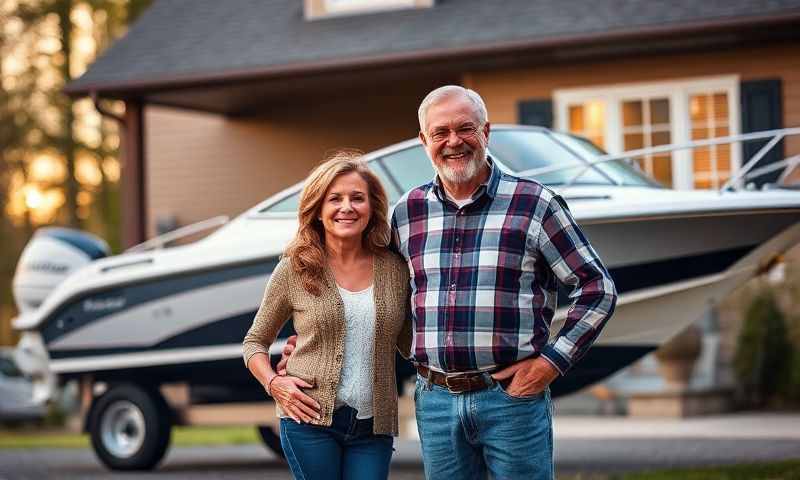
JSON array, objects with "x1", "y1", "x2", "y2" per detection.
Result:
[{"x1": 434, "y1": 150, "x2": 486, "y2": 185}]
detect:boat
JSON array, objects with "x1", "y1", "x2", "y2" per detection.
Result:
[{"x1": 10, "y1": 125, "x2": 800, "y2": 470}]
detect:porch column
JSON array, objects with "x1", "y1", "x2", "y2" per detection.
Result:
[{"x1": 122, "y1": 100, "x2": 146, "y2": 248}]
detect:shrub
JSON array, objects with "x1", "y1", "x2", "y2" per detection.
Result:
[{"x1": 733, "y1": 292, "x2": 792, "y2": 407}]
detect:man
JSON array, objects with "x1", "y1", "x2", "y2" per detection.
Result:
[
  {"x1": 283, "y1": 85, "x2": 617, "y2": 479},
  {"x1": 392, "y1": 85, "x2": 616, "y2": 479}
]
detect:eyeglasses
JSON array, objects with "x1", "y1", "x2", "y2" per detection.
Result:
[{"x1": 427, "y1": 124, "x2": 482, "y2": 143}]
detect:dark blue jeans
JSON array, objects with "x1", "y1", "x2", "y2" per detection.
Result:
[{"x1": 279, "y1": 405, "x2": 394, "y2": 480}]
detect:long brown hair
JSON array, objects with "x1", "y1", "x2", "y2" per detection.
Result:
[{"x1": 284, "y1": 151, "x2": 391, "y2": 295}]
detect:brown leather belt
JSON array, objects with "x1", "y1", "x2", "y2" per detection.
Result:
[{"x1": 416, "y1": 365, "x2": 495, "y2": 394}]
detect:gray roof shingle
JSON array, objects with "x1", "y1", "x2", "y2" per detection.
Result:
[{"x1": 67, "y1": 0, "x2": 800, "y2": 93}]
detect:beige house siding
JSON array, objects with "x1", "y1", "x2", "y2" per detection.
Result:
[
  {"x1": 145, "y1": 85, "x2": 432, "y2": 237},
  {"x1": 465, "y1": 42, "x2": 800, "y2": 156},
  {"x1": 145, "y1": 43, "x2": 800, "y2": 238}
]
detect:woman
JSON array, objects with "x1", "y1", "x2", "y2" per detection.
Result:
[{"x1": 242, "y1": 152, "x2": 411, "y2": 480}]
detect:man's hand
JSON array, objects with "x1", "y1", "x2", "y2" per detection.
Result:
[
  {"x1": 276, "y1": 335, "x2": 297, "y2": 375},
  {"x1": 491, "y1": 356, "x2": 559, "y2": 398}
]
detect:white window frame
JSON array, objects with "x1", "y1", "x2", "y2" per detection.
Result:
[
  {"x1": 554, "y1": 75, "x2": 741, "y2": 190},
  {"x1": 326, "y1": 0, "x2": 415, "y2": 12},
  {"x1": 306, "y1": 0, "x2": 433, "y2": 19}
]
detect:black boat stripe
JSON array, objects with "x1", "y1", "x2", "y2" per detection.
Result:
[{"x1": 588, "y1": 244, "x2": 757, "y2": 303}]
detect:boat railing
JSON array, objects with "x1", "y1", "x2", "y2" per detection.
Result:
[
  {"x1": 517, "y1": 127, "x2": 800, "y2": 192},
  {"x1": 125, "y1": 215, "x2": 229, "y2": 253}
]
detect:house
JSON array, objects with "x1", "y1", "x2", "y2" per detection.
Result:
[
  {"x1": 63, "y1": 0, "x2": 800, "y2": 413},
  {"x1": 66, "y1": 0, "x2": 800, "y2": 247}
]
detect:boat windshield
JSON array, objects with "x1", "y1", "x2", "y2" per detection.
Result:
[
  {"x1": 257, "y1": 128, "x2": 662, "y2": 214},
  {"x1": 550, "y1": 132, "x2": 662, "y2": 187},
  {"x1": 489, "y1": 129, "x2": 660, "y2": 187}
]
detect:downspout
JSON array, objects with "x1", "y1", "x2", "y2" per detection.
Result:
[
  {"x1": 91, "y1": 91, "x2": 124, "y2": 123},
  {"x1": 91, "y1": 91, "x2": 146, "y2": 248}
]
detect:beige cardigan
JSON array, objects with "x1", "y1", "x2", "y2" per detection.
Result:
[{"x1": 242, "y1": 250, "x2": 411, "y2": 436}]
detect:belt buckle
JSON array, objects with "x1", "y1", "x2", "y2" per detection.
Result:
[{"x1": 444, "y1": 373, "x2": 470, "y2": 394}]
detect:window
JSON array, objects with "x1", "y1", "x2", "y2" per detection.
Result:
[
  {"x1": 306, "y1": 0, "x2": 433, "y2": 19},
  {"x1": 0, "y1": 356, "x2": 22, "y2": 378},
  {"x1": 260, "y1": 191, "x2": 300, "y2": 214},
  {"x1": 568, "y1": 101, "x2": 606, "y2": 149},
  {"x1": 258, "y1": 162, "x2": 403, "y2": 214},
  {"x1": 621, "y1": 98, "x2": 673, "y2": 187},
  {"x1": 326, "y1": 0, "x2": 415, "y2": 12},
  {"x1": 690, "y1": 93, "x2": 731, "y2": 189},
  {"x1": 489, "y1": 130, "x2": 611, "y2": 185},
  {"x1": 370, "y1": 162, "x2": 404, "y2": 203},
  {"x1": 378, "y1": 146, "x2": 435, "y2": 196},
  {"x1": 554, "y1": 76, "x2": 740, "y2": 190},
  {"x1": 549, "y1": 132, "x2": 659, "y2": 187}
]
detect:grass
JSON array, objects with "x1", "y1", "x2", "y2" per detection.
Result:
[
  {"x1": 558, "y1": 460, "x2": 800, "y2": 480},
  {"x1": 612, "y1": 460, "x2": 800, "y2": 480},
  {"x1": 0, "y1": 425, "x2": 260, "y2": 449}
]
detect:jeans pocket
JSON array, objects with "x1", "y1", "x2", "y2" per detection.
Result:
[
  {"x1": 414, "y1": 374, "x2": 430, "y2": 399},
  {"x1": 494, "y1": 380, "x2": 545, "y2": 402}
]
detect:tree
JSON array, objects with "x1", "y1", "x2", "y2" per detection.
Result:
[{"x1": 0, "y1": 0, "x2": 153, "y2": 345}]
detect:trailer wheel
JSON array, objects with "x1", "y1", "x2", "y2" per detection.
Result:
[
  {"x1": 88, "y1": 384, "x2": 171, "y2": 470},
  {"x1": 257, "y1": 425, "x2": 285, "y2": 460}
]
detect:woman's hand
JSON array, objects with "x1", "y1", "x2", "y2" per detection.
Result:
[{"x1": 268, "y1": 375, "x2": 321, "y2": 423}]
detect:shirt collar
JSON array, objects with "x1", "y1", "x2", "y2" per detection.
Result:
[{"x1": 431, "y1": 156, "x2": 500, "y2": 205}]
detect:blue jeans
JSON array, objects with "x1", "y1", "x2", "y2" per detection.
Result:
[
  {"x1": 414, "y1": 374, "x2": 554, "y2": 480},
  {"x1": 279, "y1": 405, "x2": 394, "y2": 480}
]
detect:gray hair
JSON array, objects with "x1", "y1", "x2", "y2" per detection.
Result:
[{"x1": 417, "y1": 85, "x2": 488, "y2": 132}]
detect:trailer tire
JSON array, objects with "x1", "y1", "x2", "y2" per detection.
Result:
[
  {"x1": 88, "y1": 384, "x2": 171, "y2": 471},
  {"x1": 257, "y1": 425, "x2": 285, "y2": 460}
]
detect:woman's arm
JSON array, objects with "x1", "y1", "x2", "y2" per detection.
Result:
[
  {"x1": 246, "y1": 353, "x2": 319, "y2": 423},
  {"x1": 243, "y1": 260, "x2": 320, "y2": 423}
]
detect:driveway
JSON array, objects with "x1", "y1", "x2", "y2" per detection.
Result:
[{"x1": 1, "y1": 413, "x2": 799, "y2": 479}]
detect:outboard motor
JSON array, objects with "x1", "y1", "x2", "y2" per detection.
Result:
[
  {"x1": 12, "y1": 227, "x2": 109, "y2": 313},
  {"x1": 12, "y1": 228, "x2": 109, "y2": 404}
]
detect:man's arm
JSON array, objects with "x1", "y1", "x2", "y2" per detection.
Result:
[
  {"x1": 536, "y1": 194, "x2": 618, "y2": 374},
  {"x1": 492, "y1": 193, "x2": 616, "y2": 397}
]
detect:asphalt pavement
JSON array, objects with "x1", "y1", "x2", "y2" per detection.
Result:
[{"x1": 1, "y1": 413, "x2": 799, "y2": 479}]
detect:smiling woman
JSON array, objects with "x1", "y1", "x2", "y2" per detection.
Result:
[{"x1": 242, "y1": 151, "x2": 411, "y2": 480}]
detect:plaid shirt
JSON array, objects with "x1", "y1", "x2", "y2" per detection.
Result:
[{"x1": 390, "y1": 159, "x2": 617, "y2": 374}]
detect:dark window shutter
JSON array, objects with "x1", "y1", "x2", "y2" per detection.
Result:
[
  {"x1": 518, "y1": 99, "x2": 553, "y2": 128},
  {"x1": 741, "y1": 79, "x2": 783, "y2": 186}
]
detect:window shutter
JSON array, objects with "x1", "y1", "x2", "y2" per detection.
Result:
[
  {"x1": 518, "y1": 99, "x2": 553, "y2": 128},
  {"x1": 741, "y1": 79, "x2": 783, "y2": 186}
]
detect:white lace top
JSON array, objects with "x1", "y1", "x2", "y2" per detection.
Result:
[{"x1": 335, "y1": 284, "x2": 376, "y2": 419}]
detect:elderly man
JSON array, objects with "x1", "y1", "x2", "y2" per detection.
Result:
[{"x1": 389, "y1": 85, "x2": 617, "y2": 479}]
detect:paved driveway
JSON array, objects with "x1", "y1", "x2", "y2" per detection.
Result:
[{"x1": 2, "y1": 413, "x2": 799, "y2": 479}]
